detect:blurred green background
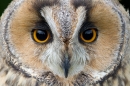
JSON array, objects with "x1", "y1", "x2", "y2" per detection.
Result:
[
  {"x1": 0, "y1": 0, "x2": 12, "y2": 16},
  {"x1": 0, "y1": 0, "x2": 129, "y2": 16}
]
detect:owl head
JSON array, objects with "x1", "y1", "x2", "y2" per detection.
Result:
[{"x1": 0, "y1": 0, "x2": 130, "y2": 85}]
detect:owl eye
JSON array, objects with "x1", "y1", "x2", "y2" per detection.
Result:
[
  {"x1": 80, "y1": 28, "x2": 97, "y2": 43},
  {"x1": 32, "y1": 29, "x2": 50, "y2": 43}
]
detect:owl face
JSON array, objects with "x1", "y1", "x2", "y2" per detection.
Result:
[{"x1": 1, "y1": 0, "x2": 128, "y2": 85}]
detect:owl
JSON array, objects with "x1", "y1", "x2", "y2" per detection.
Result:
[{"x1": 0, "y1": 0, "x2": 130, "y2": 86}]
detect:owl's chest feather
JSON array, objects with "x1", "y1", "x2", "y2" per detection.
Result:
[{"x1": 0, "y1": 60, "x2": 130, "y2": 86}]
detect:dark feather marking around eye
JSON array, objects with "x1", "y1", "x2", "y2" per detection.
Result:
[
  {"x1": 32, "y1": 20, "x2": 53, "y2": 44},
  {"x1": 33, "y1": 0, "x2": 59, "y2": 13},
  {"x1": 72, "y1": 0, "x2": 92, "y2": 9},
  {"x1": 72, "y1": 0, "x2": 93, "y2": 29}
]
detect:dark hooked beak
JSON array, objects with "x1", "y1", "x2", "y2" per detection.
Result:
[{"x1": 62, "y1": 54, "x2": 70, "y2": 78}]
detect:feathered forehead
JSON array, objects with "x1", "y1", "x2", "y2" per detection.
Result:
[
  {"x1": 31, "y1": 0, "x2": 92, "y2": 40},
  {"x1": 33, "y1": 0, "x2": 92, "y2": 11}
]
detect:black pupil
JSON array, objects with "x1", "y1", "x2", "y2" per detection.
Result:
[
  {"x1": 36, "y1": 30, "x2": 48, "y2": 41},
  {"x1": 83, "y1": 29, "x2": 93, "y2": 40}
]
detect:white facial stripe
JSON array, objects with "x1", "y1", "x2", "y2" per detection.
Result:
[
  {"x1": 69, "y1": 44, "x2": 89, "y2": 76},
  {"x1": 71, "y1": 7, "x2": 87, "y2": 40},
  {"x1": 40, "y1": 42, "x2": 64, "y2": 77},
  {"x1": 40, "y1": 7, "x2": 60, "y2": 38}
]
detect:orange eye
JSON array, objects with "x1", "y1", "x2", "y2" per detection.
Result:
[
  {"x1": 80, "y1": 28, "x2": 97, "y2": 43},
  {"x1": 33, "y1": 29, "x2": 50, "y2": 43}
]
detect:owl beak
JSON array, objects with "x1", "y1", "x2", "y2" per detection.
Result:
[{"x1": 62, "y1": 54, "x2": 70, "y2": 78}]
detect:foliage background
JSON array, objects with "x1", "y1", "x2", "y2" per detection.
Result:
[
  {"x1": 0, "y1": 0, "x2": 12, "y2": 16},
  {"x1": 0, "y1": 0, "x2": 129, "y2": 16}
]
